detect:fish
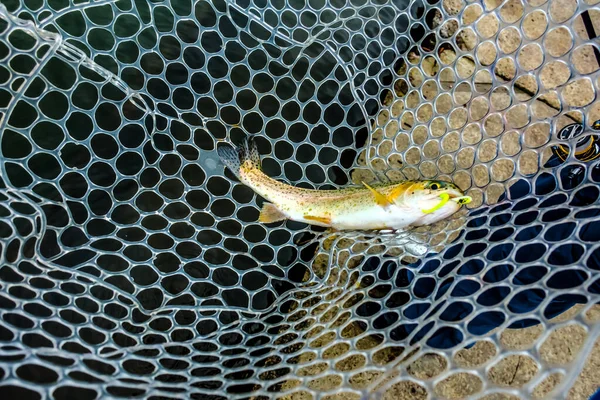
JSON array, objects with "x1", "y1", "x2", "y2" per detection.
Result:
[{"x1": 217, "y1": 137, "x2": 472, "y2": 231}]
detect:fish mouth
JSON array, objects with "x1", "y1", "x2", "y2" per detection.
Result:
[
  {"x1": 435, "y1": 188, "x2": 471, "y2": 204},
  {"x1": 421, "y1": 191, "x2": 472, "y2": 214},
  {"x1": 445, "y1": 190, "x2": 472, "y2": 205}
]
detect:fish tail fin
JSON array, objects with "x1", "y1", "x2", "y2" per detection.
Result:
[
  {"x1": 259, "y1": 203, "x2": 287, "y2": 223},
  {"x1": 217, "y1": 136, "x2": 261, "y2": 179}
]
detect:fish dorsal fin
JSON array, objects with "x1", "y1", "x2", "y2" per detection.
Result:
[
  {"x1": 259, "y1": 203, "x2": 287, "y2": 223},
  {"x1": 362, "y1": 181, "x2": 393, "y2": 207}
]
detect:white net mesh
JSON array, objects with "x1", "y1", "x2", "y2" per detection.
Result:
[{"x1": 0, "y1": 0, "x2": 600, "y2": 398}]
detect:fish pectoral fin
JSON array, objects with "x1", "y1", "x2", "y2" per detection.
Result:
[
  {"x1": 362, "y1": 181, "x2": 393, "y2": 207},
  {"x1": 259, "y1": 203, "x2": 287, "y2": 223},
  {"x1": 304, "y1": 214, "x2": 332, "y2": 226},
  {"x1": 422, "y1": 193, "x2": 450, "y2": 214}
]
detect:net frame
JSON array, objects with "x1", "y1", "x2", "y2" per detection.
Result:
[{"x1": 0, "y1": 0, "x2": 599, "y2": 398}]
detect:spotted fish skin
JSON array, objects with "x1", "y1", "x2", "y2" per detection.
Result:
[{"x1": 217, "y1": 137, "x2": 470, "y2": 230}]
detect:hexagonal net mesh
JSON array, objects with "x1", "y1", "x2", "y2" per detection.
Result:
[{"x1": 0, "y1": 0, "x2": 600, "y2": 398}]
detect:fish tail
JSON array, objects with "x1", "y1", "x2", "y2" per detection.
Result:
[{"x1": 217, "y1": 136, "x2": 261, "y2": 179}]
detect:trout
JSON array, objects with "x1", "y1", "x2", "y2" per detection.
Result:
[{"x1": 217, "y1": 138, "x2": 472, "y2": 230}]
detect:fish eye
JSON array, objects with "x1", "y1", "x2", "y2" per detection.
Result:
[{"x1": 430, "y1": 183, "x2": 439, "y2": 190}]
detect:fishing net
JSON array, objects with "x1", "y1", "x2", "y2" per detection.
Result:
[{"x1": 0, "y1": 0, "x2": 599, "y2": 398}]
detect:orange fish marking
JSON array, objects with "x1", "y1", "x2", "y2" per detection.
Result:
[{"x1": 304, "y1": 215, "x2": 332, "y2": 225}]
